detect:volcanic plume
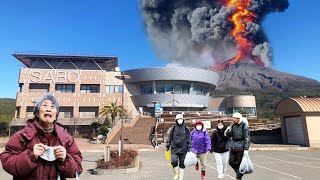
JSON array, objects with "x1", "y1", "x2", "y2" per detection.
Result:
[{"x1": 140, "y1": 0, "x2": 289, "y2": 69}]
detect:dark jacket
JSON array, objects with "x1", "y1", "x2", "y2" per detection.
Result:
[
  {"x1": 166, "y1": 123, "x2": 191, "y2": 154},
  {"x1": 0, "y1": 119, "x2": 83, "y2": 180},
  {"x1": 211, "y1": 127, "x2": 229, "y2": 153},
  {"x1": 225, "y1": 120, "x2": 250, "y2": 151}
]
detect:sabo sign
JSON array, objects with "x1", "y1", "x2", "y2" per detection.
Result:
[{"x1": 30, "y1": 70, "x2": 80, "y2": 83}]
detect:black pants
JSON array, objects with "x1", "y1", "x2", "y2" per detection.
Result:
[
  {"x1": 171, "y1": 153, "x2": 186, "y2": 169},
  {"x1": 229, "y1": 150, "x2": 244, "y2": 179}
]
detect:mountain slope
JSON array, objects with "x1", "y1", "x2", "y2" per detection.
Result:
[
  {"x1": 213, "y1": 64, "x2": 320, "y2": 119},
  {"x1": 216, "y1": 63, "x2": 320, "y2": 91}
]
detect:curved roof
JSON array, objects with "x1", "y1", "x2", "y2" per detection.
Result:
[
  {"x1": 275, "y1": 98, "x2": 320, "y2": 115},
  {"x1": 124, "y1": 67, "x2": 219, "y2": 86}
]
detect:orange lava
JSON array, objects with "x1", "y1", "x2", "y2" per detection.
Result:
[{"x1": 215, "y1": 0, "x2": 264, "y2": 70}]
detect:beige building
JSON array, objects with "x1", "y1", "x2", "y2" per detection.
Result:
[
  {"x1": 275, "y1": 98, "x2": 320, "y2": 147},
  {"x1": 12, "y1": 53, "x2": 138, "y2": 126},
  {"x1": 208, "y1": 93, "x2": 257, "y2": 117}
]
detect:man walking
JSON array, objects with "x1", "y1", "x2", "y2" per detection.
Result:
[
  {"x1": 166, "y1": 114, "x2": 191, "y2": 180},
  {"x1": 224, "y1": 112, "x2": 250, "y2": 180}
]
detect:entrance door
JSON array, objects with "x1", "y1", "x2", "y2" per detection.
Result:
[{"x1": 284, "y1": 116, "x2": 305, "y2": 146}]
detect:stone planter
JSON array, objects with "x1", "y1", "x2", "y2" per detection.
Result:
[{"x1": 93, "y1": 156, "x2": 140, "y2": 175}]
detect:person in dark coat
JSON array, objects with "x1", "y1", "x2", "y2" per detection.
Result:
[
  {"x1": 211, "y1": 120, "x2": 229, "y2": 179},
  {"x1": 224, "y1": 112, "x2": 250, "y2": 180},
  {"x1": 0, "y1": 93, "x2": 82, "y2": 180},
  {"x1": 190, "y1": 119, "x2": 211, "y2": 179},
  {"x1": 166, "y1": 114, "x2": 191, "y2": 180}
]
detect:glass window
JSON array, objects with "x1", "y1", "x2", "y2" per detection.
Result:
[
  {"x1": 165, "y1": 83, "x2": 173, "y2": 93},
  {"x1": 156, "y1": 83, "x2": 165, "y2": 94},
  {"x1": 193, "y1": 84, "x2": 199, "y2": 94},
  {"x1": 182, "y1": 84, "x2": 190, "y2": 94},
  {"x1": 56, "y1": 84, "x2": 75, "y2": 93},
  {"x1": 80, "y1": 84, "x2": 100, "y2": 93},
  {"x1": 109, "y1": 86, "x2": 115, "y2": 93},
  {"x1": 29, "y1": 83, "x2": 49, "y2": 93},
  {"x1": 174, "y1": 84, "x2": 182, "y2": 94},
  {"x1": 146, "y1": 84, "x2": 152, "y2": 94},
  {"x1": 106, "y1": 85, "x2": 123, "y2": 93},
  {"x1": 119, "y1": 85, "x2": 123, "y2": 93},
  {"x1": 140, "y1": 83, "x2": 153, "y2": 95},
  {"x1": 105, "y1": 85, "x2": 110, "y2": 93}
]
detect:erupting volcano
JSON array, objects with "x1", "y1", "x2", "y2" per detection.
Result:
[
  {"x1": 140, "y1": 0, "x2": 289, "y2": 69},
  {"x1": 215, "y1": 0, "x2": 265, "y2": 70}
]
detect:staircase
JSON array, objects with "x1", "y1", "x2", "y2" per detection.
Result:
[{"x1": 109, "y1": 117, "x2": 155, "y2": 144}]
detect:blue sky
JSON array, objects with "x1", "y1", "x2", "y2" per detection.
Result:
[{"x1": 0, "y1": 0, "x2": 319, "y2": 98}]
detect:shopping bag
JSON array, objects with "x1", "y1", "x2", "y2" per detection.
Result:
[
  {"x1": 184, "y1": 152, "x2": 197, "y2": 167},
  {"x1": 165, "y1": 150, "x2": 171, "y2": 160},
  {"x1": 239, "y1": 154, "x2": 254, "y2": 174}
]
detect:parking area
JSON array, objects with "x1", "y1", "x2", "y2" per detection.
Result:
[{"x1": 1, "y1": 148, "x2": 320, "y2": 179}]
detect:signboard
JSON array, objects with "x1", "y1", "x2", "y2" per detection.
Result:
[
  {"x1": 202, "y1": 121, "x2": 211, "y2": 129},
  {"x1": 30, "y1": 70, "x2": 80, "y2": 83},
  {"x1": 154, "y1": 103, "x2": 161, "y2": 113}
]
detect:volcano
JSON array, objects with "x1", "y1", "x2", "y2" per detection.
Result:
[{"x1": 215, "y1": 63, "x2": 320, "y2": 91}]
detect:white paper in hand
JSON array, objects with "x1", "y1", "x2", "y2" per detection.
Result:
[{"x1": 40, "y1": 145, "x2": 57, "y2": 161}]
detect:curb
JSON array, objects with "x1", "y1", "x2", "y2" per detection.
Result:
[{"x1": 93, "y1": 157, "x2": 140, "y2": 175}]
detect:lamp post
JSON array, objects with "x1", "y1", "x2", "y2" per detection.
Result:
[
  {"x1": 151, "y1": 100, "x2": 159, "y2": 148},
  {"x1": 115, "y1": 67, "x2": 130, "y2": 155}
]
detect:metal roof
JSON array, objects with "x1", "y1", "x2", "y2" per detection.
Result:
[
  {"x1": 291, "y1": 98, "x2": 320, "y2": 112},
  {"x1": 275, "y1": 98, "x2": 320, "y2": 115},
  {"x1": 12, "y1": 53, "x2": 117, "y2": 68}
]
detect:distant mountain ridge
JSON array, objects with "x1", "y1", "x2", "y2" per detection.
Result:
[
  {"x1": 216, "y1": 63, "x2": 320, "y2": 91},
  {"x1": 213, "y1": 63, "x2": 320, "y2": 119}
]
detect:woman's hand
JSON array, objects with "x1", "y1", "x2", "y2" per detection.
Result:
[
  {"x1": 54, "y1": 145, "x2": 67, "y2": 161},
  {"x1": 33, "y1": 143, "x2": 46, "y2": 159}
]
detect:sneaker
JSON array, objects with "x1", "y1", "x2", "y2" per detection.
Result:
[
  {"x1": 201, "y1": 170, "x2": 205, "y2": 179},
  {"x1": 195, "y1": 162, "x2": 199, "y2": 170}
]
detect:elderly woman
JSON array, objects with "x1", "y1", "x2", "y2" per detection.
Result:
[{"x1": 0, "y1": 93, "x2": 82, "y2": 180}]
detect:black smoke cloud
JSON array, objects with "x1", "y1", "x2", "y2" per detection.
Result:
[{"x1": 140, "y1": 0, "x2": 289, "y2": 68}]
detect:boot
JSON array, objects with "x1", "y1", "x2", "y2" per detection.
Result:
[
  {"x1": 201, "y1": 170, "x2": 205, "y2": 179},
  {"x1": 178, "y1": 168, "x2": 184, "y2": 180},
  {"x1": 173, "y1": 167, "x2": 179, "y2": 180},
  {"x1": 195, "y1": 161, "x2": 199, "y2": 170},
  {"x1": 236, "y1": 172, "x2": 244, "y2": 180}
]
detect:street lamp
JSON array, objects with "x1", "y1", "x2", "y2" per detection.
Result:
[
  {"x1": 151, "y1": 100, "x2": 159, "y2": 148},
  {"x1": 115, "y1": 67, "x2": 130, "y2": 155}
]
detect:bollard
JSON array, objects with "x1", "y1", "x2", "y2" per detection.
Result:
[{"x1": 104, "y1": 145, "x2": 110, "y2": 162}]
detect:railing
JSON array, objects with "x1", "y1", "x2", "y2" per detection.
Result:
[
  {"x1": 114, "y1": 118, "x2": 132, "y2": 125},
  {"x1": 162, "y1": 110, "x2": 226, "y2": 115}
]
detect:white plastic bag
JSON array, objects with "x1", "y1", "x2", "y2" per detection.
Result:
[
  {"x1": 239, "y1": 154, "x2": 254, "y2": 174},
  {"x1": 184, "y1": 152, "x2": 197, "y2": 167}
]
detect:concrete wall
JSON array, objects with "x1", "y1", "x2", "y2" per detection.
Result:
[
  {"x1": 207, "y1": 97, "x2": 225, "y2": 111},
  {"x1": 225, "y1": 95, "x2": 256, "y2": 108}
]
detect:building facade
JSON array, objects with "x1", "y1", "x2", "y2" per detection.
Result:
[
  {"x1": 208, "y1": 94, "x2": 257, "y2": 117},
  {"x1": 11, "y1": 53, "x2": 257, "y2": 127},
  {"x1": 11, "y1": 53, "x2": 136, "y2": 126}
]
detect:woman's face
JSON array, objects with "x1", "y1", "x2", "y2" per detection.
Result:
[{"x1": 38, "y1": 100, "x2": 57, "y2": 127}]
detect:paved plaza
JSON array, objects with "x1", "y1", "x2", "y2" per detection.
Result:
[{"x1": 1, "y1": 145, "x2": 320, "y2": 180}]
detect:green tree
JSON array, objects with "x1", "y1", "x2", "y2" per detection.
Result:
[
  {"x1": 239, "y1": 109, "x2": 249, "y2": 115},
  {"x1": 99, "y1": 101, "x2": 127, "y2": 127}
]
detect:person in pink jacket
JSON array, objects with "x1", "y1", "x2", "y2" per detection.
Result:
[{"x1": 0, "y1": 93, "x2": 82, "y2": 180}]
